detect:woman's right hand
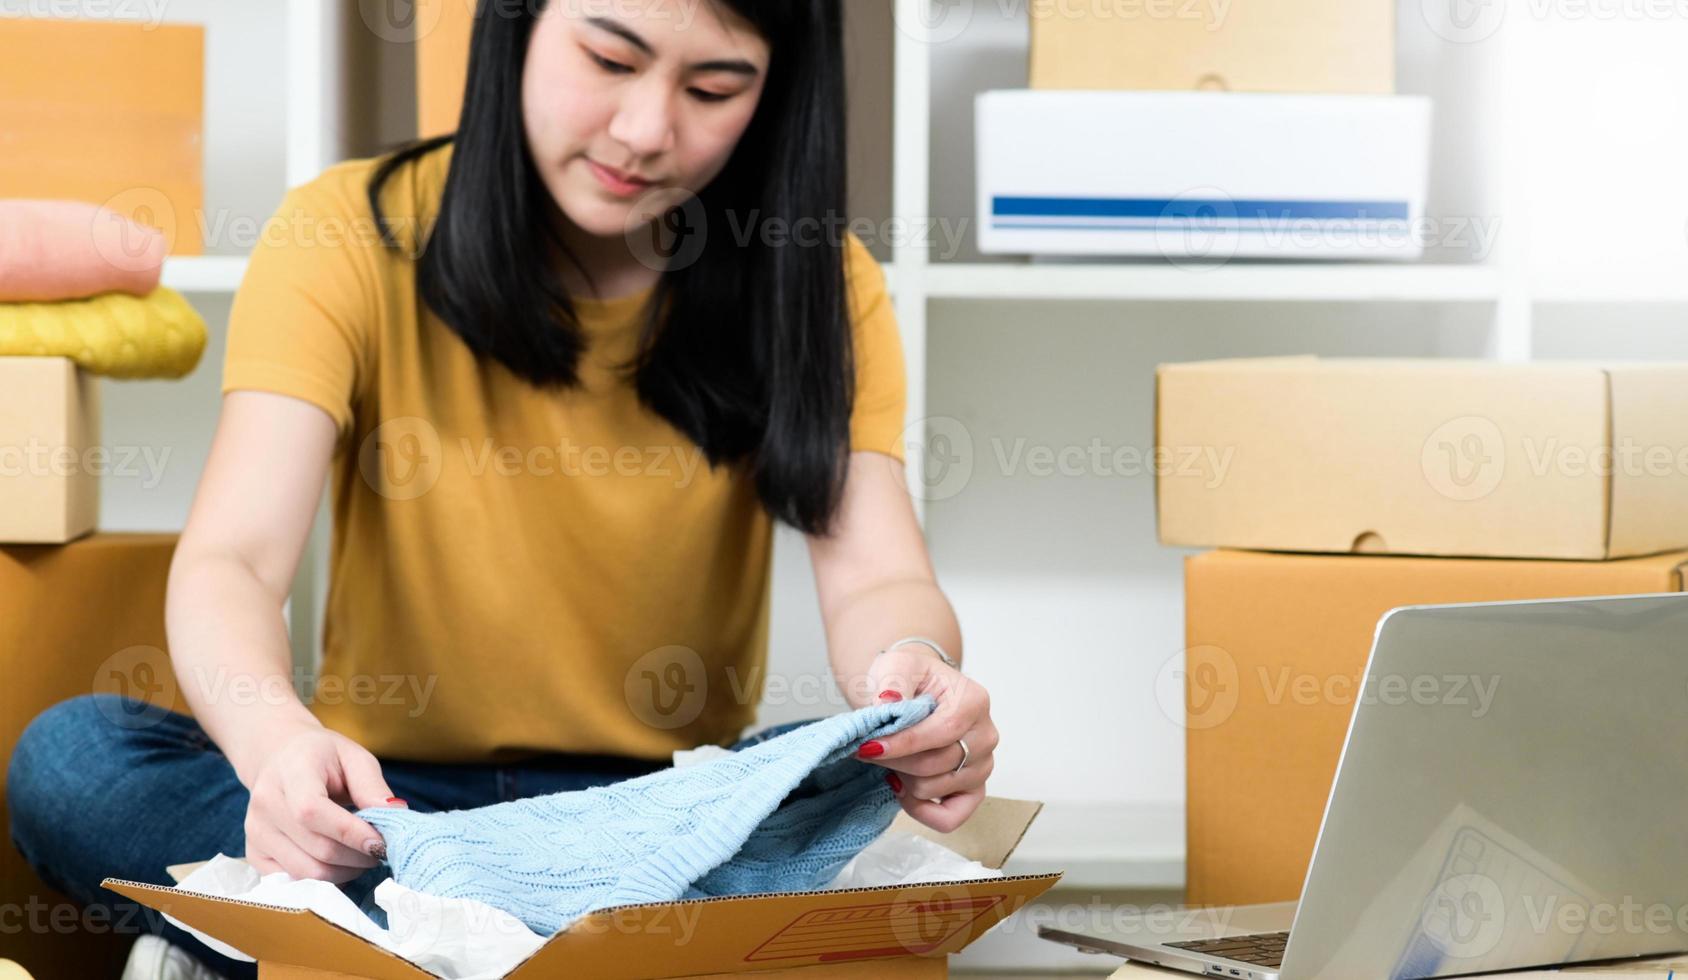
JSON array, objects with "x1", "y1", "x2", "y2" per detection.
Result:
[{"x1": 242, "y1": 723, "x2": 401, "y2": 883}]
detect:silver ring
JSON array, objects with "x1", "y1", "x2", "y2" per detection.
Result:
[{"x1": 951, "y1": 737, "x2": 970, "y2": 774}]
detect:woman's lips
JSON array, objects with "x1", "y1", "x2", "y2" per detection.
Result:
[{"x1": 586, "y1": 159, "x2": 654, "y2": 197}]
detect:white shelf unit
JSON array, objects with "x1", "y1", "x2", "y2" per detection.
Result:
[
  {"x1": 94, "y1": 0, "x2": 1688, "y2": 922},
  {"x1": 161, "y1": 255, "x2": 249, "y2": 294},
  {"x1": 921, "y1": 262, "x2": 1504, "y2": 304}
]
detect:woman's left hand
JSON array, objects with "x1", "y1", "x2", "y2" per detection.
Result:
[{"x1": 856, "y1": 645, "x2": 996, "y2": 832}]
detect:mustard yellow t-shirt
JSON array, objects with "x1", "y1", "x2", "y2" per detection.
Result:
[{"x1": 221, "y1": 145, "x2": 907, "y2": 763}]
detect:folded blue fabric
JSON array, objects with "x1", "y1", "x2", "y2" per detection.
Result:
[{"x1": 358, "y1": 695, "x2": 937, "y2": 935}]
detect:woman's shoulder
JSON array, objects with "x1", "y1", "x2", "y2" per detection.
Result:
[
  {"x1": 841, "y1": 230, "x2": 883, "y2": 278},
  {"x1": 279, "y1": 144, "x2": 454, "y2": 257},
  {"x1": 840, "y1": 230, "x2": 889, "y2": 316}
]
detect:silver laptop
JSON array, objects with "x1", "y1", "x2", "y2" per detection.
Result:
[{"x1": 1041, "y1": 593, "x2": 1688, "y2": 979}]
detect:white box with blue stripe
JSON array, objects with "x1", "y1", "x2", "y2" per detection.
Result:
[{"x1": 976, "y1": 91, "x2": 1433, "y2": 261}]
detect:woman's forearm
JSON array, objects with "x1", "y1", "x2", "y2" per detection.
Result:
[
  {"x1": 165, "y1": 549, "x2": 322, "y2": 787},
  {"x1": 822, "y1": 577, "x2": 962, "y2": 708}
]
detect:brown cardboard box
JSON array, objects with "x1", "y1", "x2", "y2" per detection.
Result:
[
  {"x1": 1183, "y1": 547, "x2": 1688, "y2": 906},
  {"x1": 418, "y1": 0, "x2": 476, "y2": 138},
  {"x1": 0, "y1": 18, "x2": 205, "y2": 254},
  {"x1": 0, "y1": 359, "x2": 100, "y2": 543},
  {"x1": 1156, "y1": 357, "x2": 1688, "y2": 560},
  {"x1": 1, "y1": 533, "x2": 182, "y2": 977},
  {"x1": 105, "y1": 798, "x2": 1059, "y2": 979},
  {"x1": 1027, "y1": 0, "x2": 1394, "y2": 94}
]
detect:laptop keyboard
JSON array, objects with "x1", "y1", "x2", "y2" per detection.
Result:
[{"x1": 1167, "y1": 930, "x2": 1289, "y2": 969}]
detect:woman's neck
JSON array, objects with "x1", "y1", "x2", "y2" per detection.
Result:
[{"x1": 551, "y1": 208, "x2": 663, "y2": 303}]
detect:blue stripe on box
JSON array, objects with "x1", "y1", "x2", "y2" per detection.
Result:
[{"x1": 992, "y1": 196, "x2": 1411, "y2": 223}]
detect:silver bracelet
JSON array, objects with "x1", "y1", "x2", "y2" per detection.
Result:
[{"x1": 876, "y1": 635, "x2": 958, "y2": 669}]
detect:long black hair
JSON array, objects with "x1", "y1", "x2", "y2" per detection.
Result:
[{"x1": 368, "y1": 0, "x2": 854, "y2": 536}]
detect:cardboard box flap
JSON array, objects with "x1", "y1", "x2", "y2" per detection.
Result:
[
  {"x1": 504, "y1": 796, "x2": 1057, "y2": 978},
  {"x1": 885, "y1": 797, "x2": 1042, "y2": 869},
  {"x1": 102, "y1": 879, "x2": 436, "y2": 980},
  {"x1": 1604, "y1": 365, "x2": 1688, "y2": 557},
  {"x1": 505, "y1": 873, "x2": 1063, "y2": 980}
]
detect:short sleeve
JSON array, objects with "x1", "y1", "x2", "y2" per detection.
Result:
[
  {"x1": 222, "y1": 169, "x2": 378, "y2": 442},
  {"x1": 843, "y1": 233, "x2": 907, "y2": 462}
]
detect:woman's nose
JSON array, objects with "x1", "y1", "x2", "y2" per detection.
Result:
[{"x1": 608, "y1": 79, "x2": 677, "y2": 159}]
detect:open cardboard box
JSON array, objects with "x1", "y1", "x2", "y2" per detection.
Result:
[{"x1": 102, "y1": 797, "x2": 1062, "y2": 979}]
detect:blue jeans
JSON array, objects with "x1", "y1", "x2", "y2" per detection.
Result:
[{"x1": 7, "y1": 693, "x2": 813, "y2": 979}]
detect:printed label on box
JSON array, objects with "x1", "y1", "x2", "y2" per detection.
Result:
[{"x1": 744, "y1": 894, "x2": 1005, "y2": 964}]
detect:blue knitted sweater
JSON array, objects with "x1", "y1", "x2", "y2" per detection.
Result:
[{"x1": 358, "y1": 696, "x2": 936, "y2": 936}]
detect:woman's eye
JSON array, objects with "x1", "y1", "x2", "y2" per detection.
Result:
[
  {"x1": 588, "y1": 51, "x2": 633, "y2": 74},
  {"x1": 689, "y1": 88, "x2": 732, "y2": 103}
]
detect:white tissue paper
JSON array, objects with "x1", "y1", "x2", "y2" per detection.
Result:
[
  {"x1": 169, "y1": 855, "x2": 546, "y2": 979},
  {"x1": 168, "y1": 744, "x2": 1003, "y2": 979}
]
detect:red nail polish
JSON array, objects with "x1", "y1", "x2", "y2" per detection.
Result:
[
  {"x1": 886, "y1": 772, "x2": 903, "y2": 794},
  {"x1": 386, "y1": 797, "x2": 407, "y2": 806},
  {"x1": 878, "y1": 690, "x2": 902, "y2": 702},
  {"x1": 857, "y1": 740, "x2": 885, "y2": 758}
]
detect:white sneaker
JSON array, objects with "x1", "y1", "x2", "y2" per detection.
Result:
[{"x1": 120, "y1": 935, "x2": 229, "y2": 980}]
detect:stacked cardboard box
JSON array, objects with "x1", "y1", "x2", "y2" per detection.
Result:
[
  {"x1": 0, "y1": 534, "x2": 183, "y2": 977},
  {"x1": 0, "y1": 17, "x2": 205, "y2": 254},
  {"x1": 1156, "y1": 357, "x2": 1688, "y2": 905},
  {"x1": 1027, "y1": 0, "x2": 1395, "y2": 94},
  {"x1": 0, "y1": 16, "x2": 204, "y2": 975},
  {"x1": 0, "y1": 359, "x2": 100, "y2": 544}
]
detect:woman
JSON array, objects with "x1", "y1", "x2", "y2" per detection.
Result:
[{"x1": 7, "y1": 1, "x2": 997, "y2": 977}]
